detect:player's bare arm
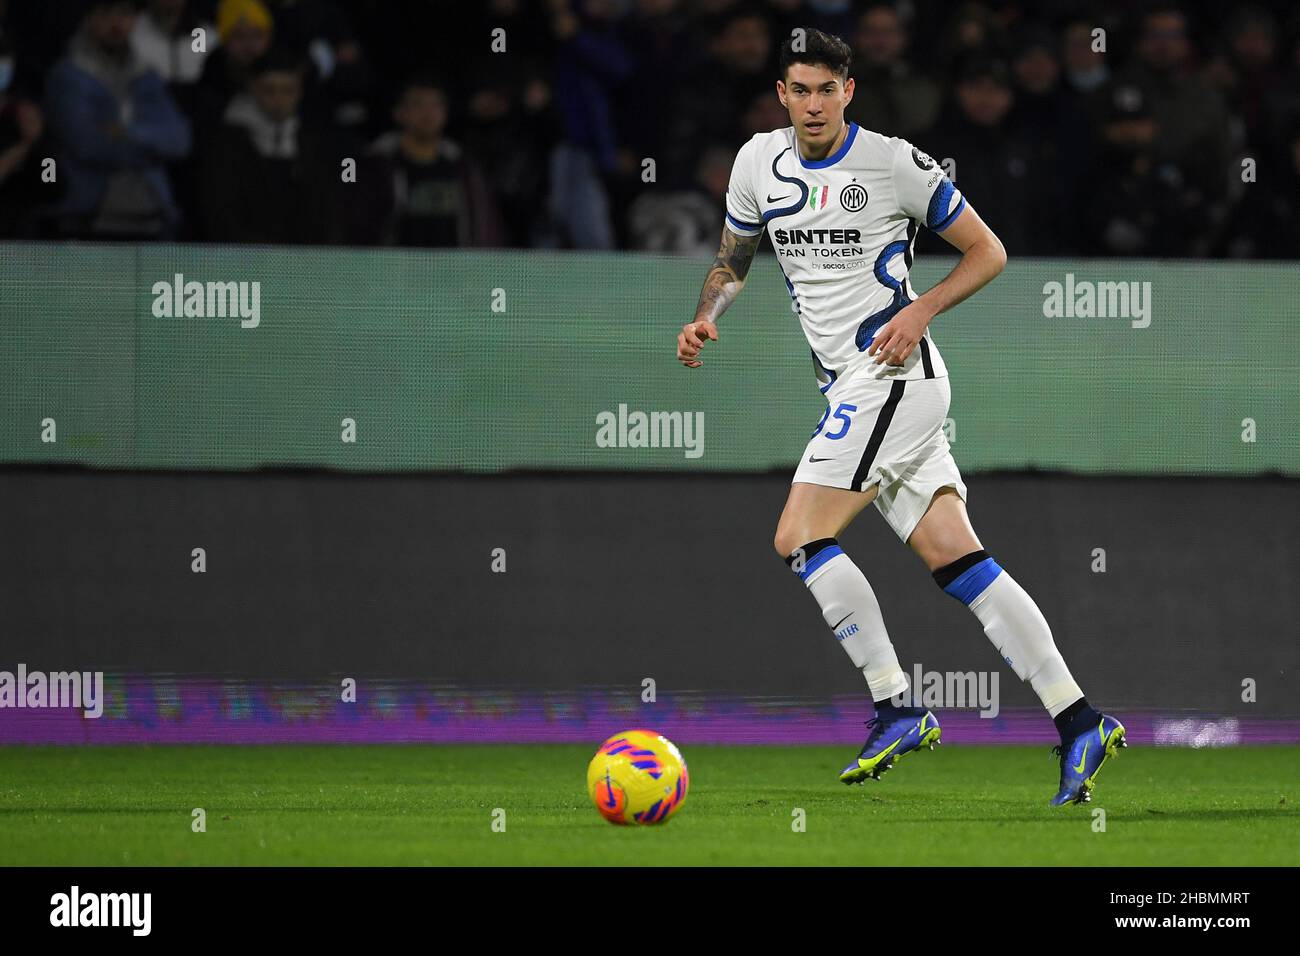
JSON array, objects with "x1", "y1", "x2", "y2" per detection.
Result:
[
  {"x1": 868, "y1": 204, "x2": 1007, "y2": 366},
  {"x1": 677, "y1": 225, "x2": 761, "y2": 368}
]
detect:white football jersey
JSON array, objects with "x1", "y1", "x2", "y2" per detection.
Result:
[{"x1": 724, "y1": 122, "x2": 966, "y2": 390}]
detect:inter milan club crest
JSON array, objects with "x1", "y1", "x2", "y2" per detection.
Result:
[
  {"x1": 840, "y1": 182, "x2": 868, "y2": 212},
  {"x1": 911, "y1": 147, "x2": 936, "y2": 171}
]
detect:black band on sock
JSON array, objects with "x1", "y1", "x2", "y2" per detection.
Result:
[
  {"x1": 931, "y1": 549, "x2": 992, "y2": 590},
  {"x1": 1053, "y1": 697, "x2": 1094, "y2": 741},
  {"x1": 1055, "y1": 698, "x2": 1088, "y2": 725},
  {"x1": 784, "y1": 537, "x2": 839, "y2": 568}
]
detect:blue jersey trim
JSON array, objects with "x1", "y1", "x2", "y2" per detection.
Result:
[
  {"x1": 872, "y1": 238, "x2": 910, "y2": 293},
  {"x1": 811, "y1": 348, "x2": 838, "y2": 394},
  {"x1": 726, "y1": 211, "x2": 761, "y2": 232},
  {"x1": 931, "y1": 196, "x2": 967, "y2": 234},
  {"x1": 762, "y1": 147, "x2": 810, "y2": 223},
  {"x1": 797, "y1": 122, "x2": 858, "y2": 169},
  {"x1": 774, "y1": 253, "x2": 800, "y2": 314}
]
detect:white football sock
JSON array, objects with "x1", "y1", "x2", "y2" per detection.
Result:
[
  {"x1": 939, "y1": 554, "x2": 1083, "y2": 717},
  {"x1": 789, "y1": 540, "x2": 909, "y2": 701}
]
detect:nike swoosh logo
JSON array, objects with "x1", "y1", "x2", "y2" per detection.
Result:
[
  {"x1": 870, "y1": 737, "x2": 905, "y2": 763},
  {"x1": 832, "y1": 613, "x2": 852, "y2": 629},
  {"x1": 808, "y1": 455, "x2": 835, "y2": 463},
  {"x1": 1072, "y1": 741, "x2": 1089, "y2": 774},
  {"x1": 767, "y1": 193, "x2": 791, "y2": 203}
]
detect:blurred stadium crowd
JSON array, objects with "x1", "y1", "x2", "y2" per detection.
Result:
[{"x1": 1, "y1": 0, "x2": 1298, "y2": 257}]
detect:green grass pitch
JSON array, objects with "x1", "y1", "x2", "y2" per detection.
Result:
[{"x1": 1, "y1": 745, "x2": 1294, "y2": 866}]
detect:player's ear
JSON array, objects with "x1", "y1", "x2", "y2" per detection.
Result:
[
  {"x1": 843, "y1": 75, "x2": 855, "y2": 106},
  {"x1": 776, "y1": 78, "x2": 787, "y2": 108}
]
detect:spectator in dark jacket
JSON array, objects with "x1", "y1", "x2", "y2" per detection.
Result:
[
  {"x1": 357, "y1": 76, "x2": 504, "y2": 248},
  {"x1": 43, "y1": 0, "x2": 191, "y2": 237},
  {"x1": 1081, "y1": 83, "x2": 1201, "y2": 257},
  {"x1": 1218, "y1": 120, "x2": 1300, "y2": 259},
  {"x1": 923, "y1": 58, "x2": 1042, "y2": 256},
  {"x1": 186, "y1": 0, "x2": 274, "y2": 150},
  {"x1": 199, "y1": 47, "x2": 348, "y2": 243},
  {"x1": 1116, "y1": 7, "x2": 1231, "y2": 221},
  {"x1": 1204, "y1": 5, "x2": 1283, "y2": 156},
  {"x1": 0, "y1": 37, "x2": 53, "y2": 237},
  {"x1": 544, "y1": 0, "x2": 633, "y2": 249},
  {"x1": 1007, "y1": 26, "x2": 1092, "y2": 254}
]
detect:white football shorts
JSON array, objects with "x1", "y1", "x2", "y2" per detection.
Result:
[{"x1": 791, "y1": 371, "x2": 967, "y2": 542}]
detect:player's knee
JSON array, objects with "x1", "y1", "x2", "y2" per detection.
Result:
[
  {"x1": 931, "y1": 549, "x2": 1003, "y2": 604},
  {"x1": 779, "y1": 536, "x2": 843, "y2": 579},
  {"x1": 774, "y1": 525, "x2": 814, "y2": 560}
]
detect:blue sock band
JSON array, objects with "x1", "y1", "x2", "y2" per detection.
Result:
[
  {"x1": 785, "y1": 538, "x2": 844, "y2": 582},
  {"x1": 933, "y1": 550, "x2": 1003, "y2": 605}
]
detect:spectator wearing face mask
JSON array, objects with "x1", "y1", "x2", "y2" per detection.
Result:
[{"x1": 1061, "y1": 19, "x2": 1109, "y2": 95}]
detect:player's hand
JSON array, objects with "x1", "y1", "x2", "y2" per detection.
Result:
[
  {"x1": 677, "y1": 319, "x2": 718, "y2": 368},
  {"x1": 868, "y1": 302, "x2": 934, "y2": 366}
]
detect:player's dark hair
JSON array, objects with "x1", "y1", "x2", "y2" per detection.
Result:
[{"x1": 779, "y1": 28, "x2": 852, "y2": 82}]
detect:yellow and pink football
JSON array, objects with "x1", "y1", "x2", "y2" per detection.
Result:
[{"x1": 586, "y1": 729, "x2": 689, "y2": 825}]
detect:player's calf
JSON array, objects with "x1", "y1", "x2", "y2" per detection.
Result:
[{"x1": 932, "y1": 548, "x2": 1086, "y2": 721}]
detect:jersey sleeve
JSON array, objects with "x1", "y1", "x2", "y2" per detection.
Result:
[
  {"x1": 891, "y1": 139, "x2": 966, "y2": 233},
  {"x1": 723, "y1": 139, "x2": 764, "y2": 237}
]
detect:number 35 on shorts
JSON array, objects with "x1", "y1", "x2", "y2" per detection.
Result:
[{"x1": 812, "y1": 402, "x2": 858, "y2": 439}]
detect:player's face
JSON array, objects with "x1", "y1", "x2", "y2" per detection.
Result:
[{"x1": 778, "y1": 63, "x2": 854, "y2": 154}]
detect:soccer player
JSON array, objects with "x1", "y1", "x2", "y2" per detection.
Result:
[{"x1": 676, "y1": 29, "x2": 1125, "y2": 806}]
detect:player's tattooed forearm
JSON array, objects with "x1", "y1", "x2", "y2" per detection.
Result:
[
  {"x1": 712, "y1": 228, "x2": 760, "y2": 283},
  {"x1": 694, "y1": 229, "x2": 760, "y2": 321},
  {"x1": 695, "y1": 269, "x2": 736, "y2": 321}
]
